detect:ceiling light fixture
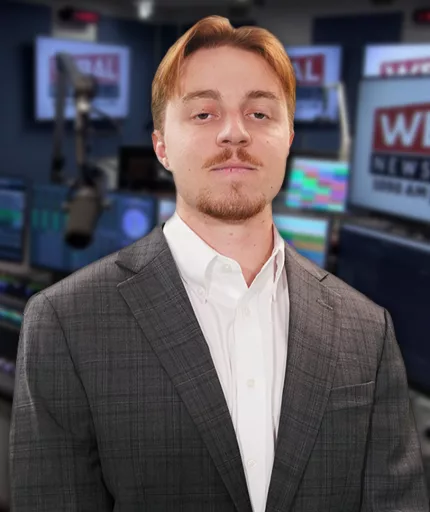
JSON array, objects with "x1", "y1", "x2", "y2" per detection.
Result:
[{"x1": 137, "y1": 0, "x2": 154, "y2": 20}]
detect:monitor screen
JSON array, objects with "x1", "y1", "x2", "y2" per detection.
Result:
[
  {"x1": 35, "y1": 36, "x2": 130, "y2": 121},
  {"x1": 337, "y1": 223, "x2": 430, "y2": 394},
  {"x1": 158, "y1": 197, "x2": 176, "y2": 225},
  {"x1": 273, "y1": 213, "x2": 330, "y2": 268},
  {"x1": 30, "y1": 184, "x2": 156, "y2": 273},
  {"x1": 0, "y1": 176, "x2": 27, "y2": 263},
  {"x1": 286, "y1": 157, "x2": 349, "y2": 212},
  {"x1": 118, "y1": 146, "x2": 175, "y2": 193},
  {"x1": 364, "y1": 44, "x2": 430, "y2": 77},
  {"x1": 285, "y1": 46, "x2": 342, "y2": 122},
  {"x1": 349, "y1": 76, "x2": 430, "y2": 223}
]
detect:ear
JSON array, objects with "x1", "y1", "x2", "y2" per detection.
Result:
[{"x1": 152, "y1": 130, "x2": 170, "y2": 170}]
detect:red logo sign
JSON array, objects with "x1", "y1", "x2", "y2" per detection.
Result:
[
  {"x1": 50, "y1": 53, "x2": 120, "y2": 85},
  {"x1": 290, "y1": 54, "x2": 325, "y2": 86},
  {"x1": 380, "y1": 57, "x2": 430, "y2": 76},
  {"x1": 372, "y1": 103, "x2": 430, "y2": 155}
]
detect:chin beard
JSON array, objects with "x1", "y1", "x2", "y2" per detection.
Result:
[{"x1": 196, "y1": 185, "x2": 267, "y2": 222}]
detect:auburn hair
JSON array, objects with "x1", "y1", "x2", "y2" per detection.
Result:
[{"x1": 151, "y1": 15, "x2": 296, "y2": 133}]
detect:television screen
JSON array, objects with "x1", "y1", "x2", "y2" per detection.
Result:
[
  {"x1": 35, "y1": 36, "x2": 130, "y2": 121},
  {"x1": 349, "y1": 76, "x2": 430, "y2": 223},
  {"x1": 273, "y1": 213, "x2": 330, "y2": 268},
  {"x1": 286, "y1": 157, "x2": 349, "y2": 212},
  {"x1": 285, "y1": 46, "x2": 342, "y2": 122},
  {"x1": 119, "y1": 146, "x2": 175, "y2": 192},
  {"x1": 0, "y1": 176, "x2": 27, "y2": 263},
  {"x1": 364, "y1": 44, "x2": 430, "y2": 77},
  {"x1": 337, "y1": 223, "x2": 430, "y2": 394},
  {"x1": 30, "y1": 184, "x2": 156, "y2": 273}
]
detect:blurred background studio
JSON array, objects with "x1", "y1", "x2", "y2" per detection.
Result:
[{"x1": 1, "y1": 0, "x2": 430, "y2": 509}]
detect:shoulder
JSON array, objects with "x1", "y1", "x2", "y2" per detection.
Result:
[
  {"x1": 24, "y1": 249, "x2": 124, "y2": 316},
  {"x1": 25, "y1": 227, "x2": 166, "y2": 316},
  {"x1": 287, "y1": 244, "x2": 386, "y2": 334}
]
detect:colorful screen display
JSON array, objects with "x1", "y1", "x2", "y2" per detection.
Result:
[
  {"x1": 0, "y1": 176, "x2": 27, "y2": 263},
  {"x1": 273, "y1": 213, "x2": 330, "y2": 268},
  {"x1": 286, "y1": 158, "x2": 349, "y2": 212}
]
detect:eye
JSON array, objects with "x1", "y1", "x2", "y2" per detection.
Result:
[
  {"x1": 251, "y1": 112, "x2": 268, "y2": 120},
  {"x1": 194, "y1": 113, "x2": 212, "y2": 120}
]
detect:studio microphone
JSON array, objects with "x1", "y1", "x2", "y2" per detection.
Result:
[
  {"x1": 63, "y1": 185, "x2": 102, "y2": 249},
  {"x1": 63, "y1": 168, "x2": 108, "y2": 249}
]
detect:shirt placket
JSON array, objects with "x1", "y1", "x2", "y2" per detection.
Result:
[{"x1": 234, "y1": 291, "x2": 267, "y2": 512}]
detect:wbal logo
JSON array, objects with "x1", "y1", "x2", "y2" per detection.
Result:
[
  {"x1": 370, "y1": 103, "x2": 430, "y2": 197},
  {"x1": 291, "y1": 54, "x2": 325, "y2": 86}
]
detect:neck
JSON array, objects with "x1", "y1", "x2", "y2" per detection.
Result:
[{"x1": 176, "y1": 201, "x2": 275, "y2": 287}]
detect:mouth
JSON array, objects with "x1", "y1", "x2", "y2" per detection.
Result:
[{"x1": 211, "y1": 164, "x2": 257, "y2": 174}]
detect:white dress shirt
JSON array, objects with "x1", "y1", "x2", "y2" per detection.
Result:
[{"x1": 163, "y1": 212, "x2": 290, "y2": 512}]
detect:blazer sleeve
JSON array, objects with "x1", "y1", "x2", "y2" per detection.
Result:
[
  {"x1": 9, "y1": 292, "x2": 113, "y2": 511},
  {"x1": 361, "y1": 308, "x2": 429, "y2": 511}
]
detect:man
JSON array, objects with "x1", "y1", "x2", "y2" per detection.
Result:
[{"x1": 10, "y1": 15, "x2": 429, "y2": 512}]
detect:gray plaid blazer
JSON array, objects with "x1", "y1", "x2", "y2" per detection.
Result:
[{"x1": 9, "y1": 226, "x2": 429, "y2": 511}]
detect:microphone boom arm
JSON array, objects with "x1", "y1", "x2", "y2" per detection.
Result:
[
  {"x1": 324, "y1": 81, "x2": 352, "y2": 162},
  {"x1": 51, "y1": 52, "x2": 97, "y2": 184}
]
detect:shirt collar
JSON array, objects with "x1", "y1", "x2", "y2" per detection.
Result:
[
  {"x1": 163, "y1": 212, "x2": 218, "y2": 293},
  {"x1": 163, "y1": 212, "x2": 286, "y2": 300},
  {"x1": 271, "y1": 227, "x2": 286, "y2": 298}
]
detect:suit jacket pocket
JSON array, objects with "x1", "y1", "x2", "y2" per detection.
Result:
[{"x1": 325, "y1": 381, "x2": 375, "y2": 412}]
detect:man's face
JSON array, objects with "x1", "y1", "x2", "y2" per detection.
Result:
[{"x1": 153, "y1": 45, "x2": 294, "y2": 222}]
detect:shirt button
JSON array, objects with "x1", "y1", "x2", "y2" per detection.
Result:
[
  {"x1": 222, "y1": 263, "x2": 232, "y2": 273},
  {"x1": 247, "y1": 379, "x2": 255, "y2": 388},
  {"x1": 243, "y1": 306, "x2": 250, "y2": 316},
  {"x1": 247, "y1": 459, "x2": 257, "y2": 468},
  {"x1": 197, "y1": 287, "x2": 205, "y2": 297}
]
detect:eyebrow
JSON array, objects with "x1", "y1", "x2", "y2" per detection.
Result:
[{"x1": 181, "y1": 89, "x2": 282, "y2": 104}]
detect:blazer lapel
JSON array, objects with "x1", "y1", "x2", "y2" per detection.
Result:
[
  {"x1": 115, "y1": 228, "x2": 253, "y2": 512},
  {"x1": 265, "y1": 245, "x2": 342, "y2": 512}
]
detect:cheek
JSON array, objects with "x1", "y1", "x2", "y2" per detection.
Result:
[
  {"x1": 165, "y1": 136, "x2": 206, "y2": 177},
  {"x1": 262, "y1": 129, "x2": 291, "y2": 159},
  {"x1": 165, "y1": 132, "x2": 191, "y2": 163},
  {"x1": 259, "y1": 137, "x2": 289, "y2": 162}
]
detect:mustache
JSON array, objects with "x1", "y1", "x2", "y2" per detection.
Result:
[{"x1": 202, "y1": 147, "x2": 263, "y2": 169}]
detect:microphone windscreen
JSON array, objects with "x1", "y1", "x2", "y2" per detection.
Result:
[{"x1": 65, "y1": 186, "x2": 102, "y2": 249}]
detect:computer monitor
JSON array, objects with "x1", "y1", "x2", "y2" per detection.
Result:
[
  {"x1": 337, "y1": 223, "x2": 430, "y2": 394},
  {"x1": 273, "y1": 213, "x2": 330, "y2": 268},
  {"x1": 363, "y1": 44, "x2": 430, "y2": 78},
  {"x1": 35, "y1": 36, "x2": 130, "y2": 121},
  {"x1": 286, "y1": 157, "x2": 349, "y2": 212},
  {"x1": 158, "y1": 197, "x2": 176, "y2": 225},
  {"x1": 118, "y1": 146, "x2": 175, "y2": 193},
  {"x1": 0, "y1": 176, "x2": 27, "y2": 263},
  {"x1": 285, "y1": 46, "x2": 342, "y2": 122},
  {"x1": 349, "y1": 76, "x2": 430, "y2": 224},
  {"x1": 30, "y1": 184, "x2": 157, "y2": 273}
]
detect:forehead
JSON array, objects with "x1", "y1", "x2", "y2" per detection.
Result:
[{"x1": 177, "y1": 46, "x2": 285, "y2": 101}]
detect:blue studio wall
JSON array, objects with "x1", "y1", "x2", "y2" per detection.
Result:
[{"x1": 0, "y1": 2, "x2": 177, "y2": 185}]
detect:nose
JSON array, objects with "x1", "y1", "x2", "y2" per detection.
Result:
[{"x1": 216, "y1": 115, "x2": 251, "y2": 148}]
